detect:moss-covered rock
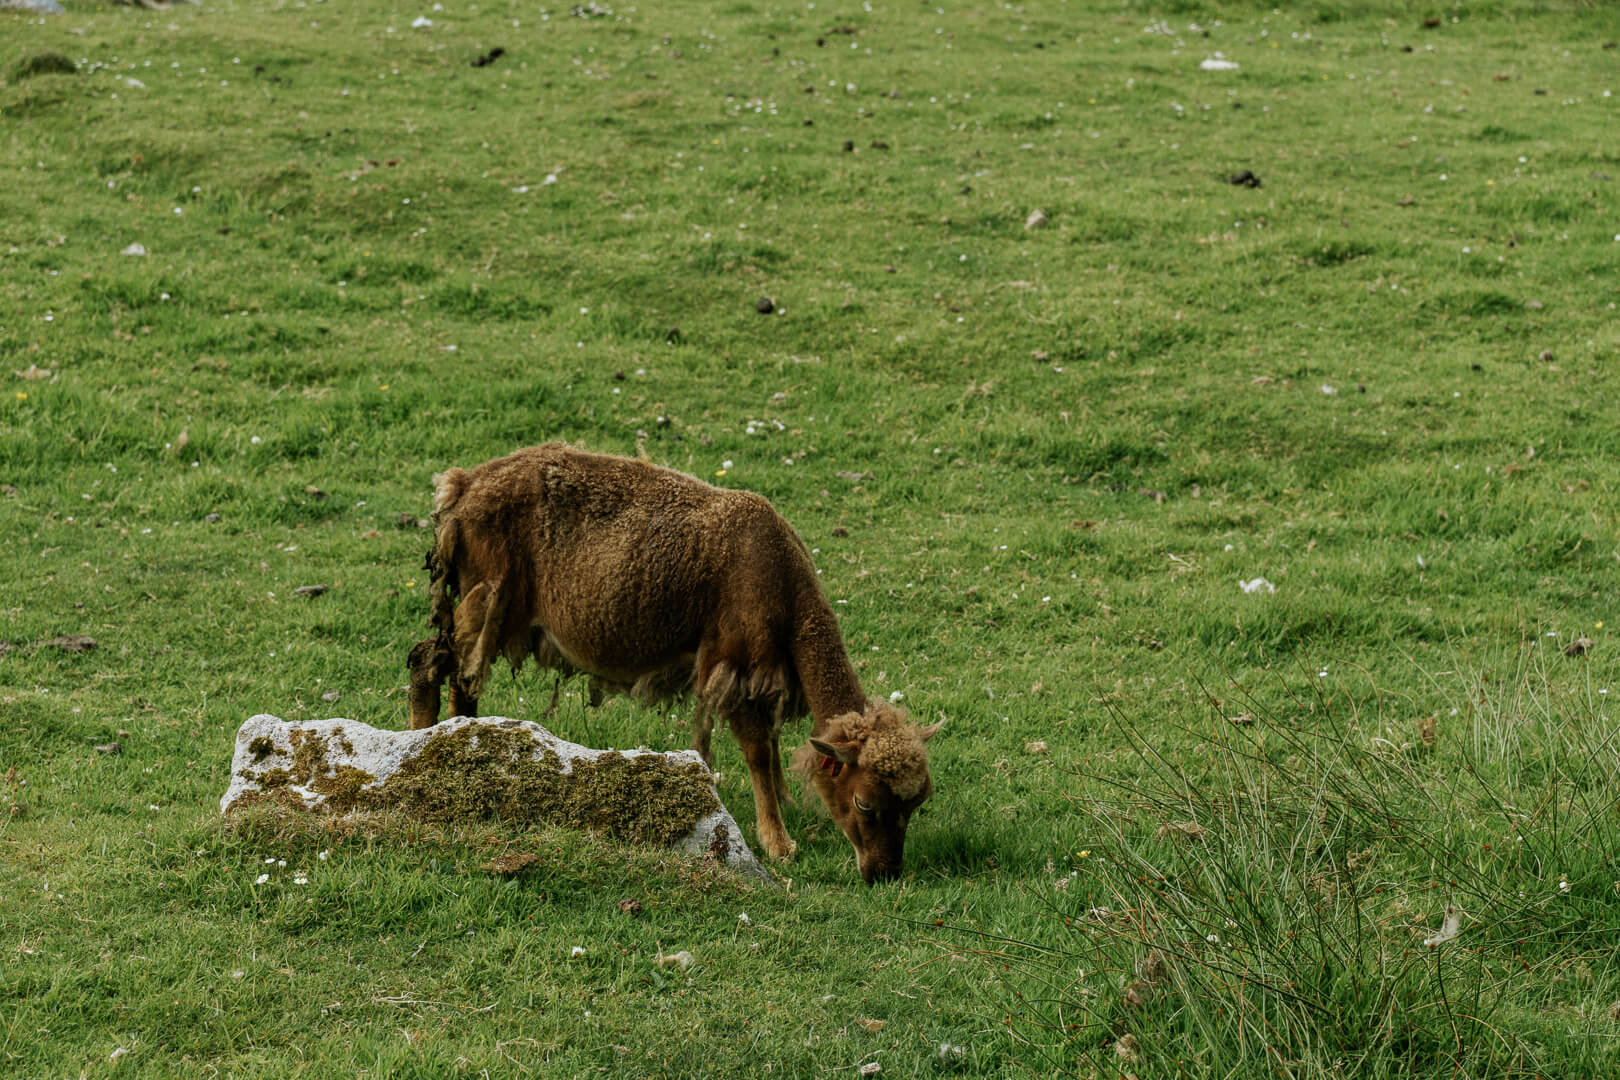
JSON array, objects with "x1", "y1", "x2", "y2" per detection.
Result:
[{"x1": 221, "y1": 714, "x2": 767, "y2": 881}]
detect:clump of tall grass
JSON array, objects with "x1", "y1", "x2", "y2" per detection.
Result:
[{"x1": 988, "y1": 647, "x2": 1620, "y2": 1078}]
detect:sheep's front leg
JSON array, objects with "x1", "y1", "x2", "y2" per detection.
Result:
[
  {"x1": 731, "y1": 711, "x2": 797, "y2": 862},
  {"x1": 690, "y1": 702, "x2": 716, "y2": 768},
  {"x1": 767, "y1": 728, "x2": 793, "y2": 808}
]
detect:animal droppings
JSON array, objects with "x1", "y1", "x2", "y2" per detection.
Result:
[
  {"x1": 656, "y1": 950, "x2": 695, "y2": 970},
  {"x1": 1157, "y1": 820, "x2": 1208, "y2": 842}
]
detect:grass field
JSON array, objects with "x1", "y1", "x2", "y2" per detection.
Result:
[{"x1": 4, "y1": 0, "x2": 1620, "y2": 1075}]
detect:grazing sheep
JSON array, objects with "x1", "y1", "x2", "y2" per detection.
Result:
[{"x1": 406, "y1": 444, "x2": 940, "y2": 883}]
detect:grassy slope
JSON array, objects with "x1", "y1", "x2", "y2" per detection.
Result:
[{"x1": 3, "y1": 1, "x2": 1620, "y2": 1076}]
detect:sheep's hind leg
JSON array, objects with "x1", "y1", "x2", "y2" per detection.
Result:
[
  {"x1": 406, "y1": 636, "x2": 454, "y2": 729},
  {"x1": 450, "y1": 579, "x2": 508, "y2": 715}
]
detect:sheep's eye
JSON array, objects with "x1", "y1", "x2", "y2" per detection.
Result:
[{"x1": 853, "y1": 796, "x2": 874, "y2": 814}]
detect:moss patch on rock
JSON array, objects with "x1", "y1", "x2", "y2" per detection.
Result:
[
  {"x1": 231, "y1": 727, "x2": 377, "y2": 813},
  {"x1": 373, "y1": 725, "x2": 720, "y2": 848}
]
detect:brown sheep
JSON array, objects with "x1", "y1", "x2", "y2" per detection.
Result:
[{"x1": 405, "y1": 444, "x2": 941, "y2": 883}]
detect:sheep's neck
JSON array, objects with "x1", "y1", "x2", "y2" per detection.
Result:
[{"x1": 793, "y1": 601, "x2": 867, "y2": 727}]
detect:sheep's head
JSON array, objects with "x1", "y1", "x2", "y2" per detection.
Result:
[{"x1": 794, "y1": 699, "x2": 941, "y2": 885}]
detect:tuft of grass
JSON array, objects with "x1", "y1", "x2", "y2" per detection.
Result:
[
  {"x1": 986, "y1": 653, "x2": 1620, "y2": 1077},
  {"x1": 10, "y1": 51, "x2": 76, "y2": 81}
]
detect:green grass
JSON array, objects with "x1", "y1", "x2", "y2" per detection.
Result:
[{"x1": 4, "y1": 1, "x2": 1620, "y2": 1075}]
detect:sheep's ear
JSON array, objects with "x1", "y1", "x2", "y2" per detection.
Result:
[
  {"x1": 809, "y1": 737, "x2": 861, "y2": 766},
  {"x1": 917, "y1": 720, "x2": 945, "y2": 742}
]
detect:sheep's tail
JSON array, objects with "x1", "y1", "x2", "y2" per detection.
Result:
[
  {"x1": 432, "y1": 467, "x2": 471, "y2": 517},
  {"x1": 425, "y1": 468, "x2": 471, "y2": 634}
]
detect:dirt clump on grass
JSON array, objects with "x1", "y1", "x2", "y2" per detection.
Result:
[{"x1": 482, "y1": 851, "x2": 541, "y2": 876}]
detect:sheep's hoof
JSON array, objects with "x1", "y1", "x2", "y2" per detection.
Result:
[{"x1": 763, "y1": 836, "x2": 798, "y2": 863}]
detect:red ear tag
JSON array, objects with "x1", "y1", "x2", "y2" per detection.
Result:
[{"x1": 819, "y1": 754, "x2": 843, "y2": 778}]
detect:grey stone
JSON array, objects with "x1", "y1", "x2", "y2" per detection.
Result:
[
  {"x1": 222, "y1": 714, "x2": 771, "y2": 882},
  {"x1": 1, "y1": 0, "x2": 66, "y2": 15}
]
